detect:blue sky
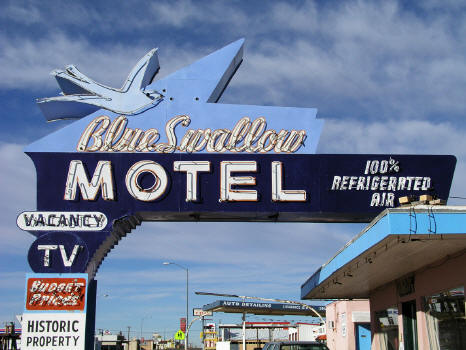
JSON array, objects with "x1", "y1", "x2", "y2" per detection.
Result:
[{"x1": 1, "y1": 0, "x2": 466, "y2": 344}]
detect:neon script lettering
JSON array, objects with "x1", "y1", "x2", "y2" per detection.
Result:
[{"x1": 77, "y1": 115, "x2": 306, "y2": 154}]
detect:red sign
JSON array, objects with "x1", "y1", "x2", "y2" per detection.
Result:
[
  {"x1": 180, "y1": 318, "x2": 186, "y2": 332},
  {"x1": 25, "y1": 277, "x2": 86, "y2": 311}
]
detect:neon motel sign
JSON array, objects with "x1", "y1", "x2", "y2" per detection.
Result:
[
  {"x1": 18, "y1": 39, "x2": 455, "y2": 278},
  {"x1": 17, "y1": 38, "x2": 456, "y2": 350}
]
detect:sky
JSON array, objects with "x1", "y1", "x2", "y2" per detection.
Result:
[{"x1": 1, "y1": 0, "x2": 466, "y2": 345}]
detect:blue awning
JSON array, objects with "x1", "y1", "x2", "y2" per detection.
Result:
[{"x1": 301, "y1": 206, "x2": 466, "y2": 299}]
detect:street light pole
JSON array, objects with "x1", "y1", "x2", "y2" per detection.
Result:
[
  {"x1": 163, "y1": 262, "x2": 189, "y2": 350},
  {"x1": 186, "y1": 315, "x2": 202, "y2": 346},
  {"x1": 140, "y1": 315, "x2": 151, "y2": 340}
]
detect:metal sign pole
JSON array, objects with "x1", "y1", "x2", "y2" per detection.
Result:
[
  {"x1": 242, "y1": 312, "x2": 246, "y2": 350},
  {"x1": 202, "y1": 316, "x2": 205, "y2": 350}
]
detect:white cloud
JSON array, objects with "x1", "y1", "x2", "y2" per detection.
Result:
[
  {"x1": 94, "y1": 219, "x2": 358, "y2": 304},
  {"x1": 0, "y1": 1, "x2": 143, "y2": 32},
  {"x1": 319, "y1": 119, "x2": 466, "y2": 155},
  {"x1": 0, "y1": 1, "x2": 247, "y2": 35},
  {"x1": 417, "y1": 0, "x2": 466, "y2": 11},
  {"x1": 0, "y1": 2, "x2": 42, "y2": 25},
  {"x1": 100, "y1": 221, "x2": 354, "y2": 268},
  {"x1": 0, "y1": 29, "x2": 211, "y2": 94},
  {"x1": 227, "y1": 1, "x2": 466, "y2": 119},
  {"x1": 0, "y1": 32, "x2": 147, "y2": 90},
  {"x1": 0, "y1": 143, "x2": 36, "y2": 322},
  {"x1": 319, "y1": 118, "x2": 466, "y2": 202},
  {"x1": 269, "y1": 2, "x2": 319, "y2": 32},
  {"x1": 0, "y1": 143, "x2": 36, "y2": 253},
  {"x1": 149, "y1": 0, "x2": 248, "y2": 28},
  {"x1": 2, "y1": 0, "x2": 466, "y2": 121}
]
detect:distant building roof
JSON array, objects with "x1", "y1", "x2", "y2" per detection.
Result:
[{"x1": 203, "y1": 300, "x2": 325, "y2": 316}]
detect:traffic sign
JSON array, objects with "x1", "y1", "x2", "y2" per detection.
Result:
[{"x1": 175, "y1": 330, "x2": 185, "y2": 340}]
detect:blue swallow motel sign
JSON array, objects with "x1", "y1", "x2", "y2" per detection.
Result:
[
  {"x1": 17, "y1": 38, "x2": 455, "y2": 350},
  {"x1": 18, "y1": 39, "x2": 455, "y2": 277}
]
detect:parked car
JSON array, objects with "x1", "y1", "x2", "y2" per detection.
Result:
[{"x1": 262, "y1": 341, "x2": 329, "y2": 350}]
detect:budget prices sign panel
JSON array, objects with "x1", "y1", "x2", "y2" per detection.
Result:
[
  {"x1": 20, "y1": 39, "x2": 456, "y2": 278},
  {"x1": 21, "y1": 274, "x2": 89, "y2": 350},
  {"x1": 25, "y1": 276, "x2": 86, "y2": 311}
]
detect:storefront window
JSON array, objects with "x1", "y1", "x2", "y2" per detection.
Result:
[
  {"x1": 375, "y1": 307, "x2": 399, "y2": 350},
  {"x1": 424, "y1": 286, "x2": 465, "y2": 350}
]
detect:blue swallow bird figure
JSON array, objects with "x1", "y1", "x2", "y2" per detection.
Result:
[{"x1": 37, "y1": 49, "x2": 163, "y2": 121}]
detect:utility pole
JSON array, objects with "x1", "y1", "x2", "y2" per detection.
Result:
[
  {"x1": 202, "y1": 316, "x2": 205, "y2": 350},
  {"x1": 127, "y1": 326, "x2": 131, "y2": 343}
]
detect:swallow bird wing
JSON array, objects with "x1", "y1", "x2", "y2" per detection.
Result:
[{"x1": 121, "y1": 48, "x2": 160, "y2": 93}]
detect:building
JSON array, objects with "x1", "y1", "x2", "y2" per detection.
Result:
[
  {"x1": 153, "y1": 339, "x2": 177, "y2": 350},
  {"x1": 219, "y1": 322, "x2": 289, "y2": 350},
  {"x1": 325, "y1": 300, "x2": 370, "y2": 350},
  {"x1": 301, "y1": 205, "x2": 466, "y2": 350},
  {"x1": 287, "y1": 323, "x2": 324, "y2": 341},
  {"x1": 202, "y1": 300, "x2": 326, "y2": 350},
  {"x1": 217, "y1": 321, "x2": 324, "y2": 350},
  {"x1": 0, "y1": 323, "x2": 20, "y2": 350},
  {"x1": 140, "y1": 338, "x2": 155, "y2": 350},
  {"x1": 95, "y1": 333, "x2": 126, "y2": 350}
]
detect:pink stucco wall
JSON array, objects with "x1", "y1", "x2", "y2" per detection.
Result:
[
  {"x1": 370, "y1": 250, "x2": 466, "y2": 350},
  {"x1": 326, "y1": 300, "x2": 370, "y2": 350}
]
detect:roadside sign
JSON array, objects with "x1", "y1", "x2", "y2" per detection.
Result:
[
  {"x1": 180, "y1": 317, "x2": 186, "y2": 332},
  {"x1": 21, "y1": 273, "x2": 91, "y2": 350},
  {"x1": 193, "y1": 308, "x2": 213, "y2": 317},
  {"x1": 175, "y1": 330, "x2": 185, "y2": 340}
]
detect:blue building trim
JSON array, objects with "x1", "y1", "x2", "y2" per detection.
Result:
[{"x1": 300, "y1": 206, "x2": 466, "y2": 299}]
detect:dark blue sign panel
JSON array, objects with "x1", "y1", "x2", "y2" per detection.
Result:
[
  {"x1": 28, "y1": 153, "x2": 455, "y2": 221},
  {"x1": 27, "y1": 232, "x2": 89, "y2": 273},
  {"x1": 24, "y1": 152, "x2": 455, "y2": 274}
]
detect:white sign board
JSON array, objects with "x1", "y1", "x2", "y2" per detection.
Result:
[
  {"x1": 21, "y1": 313, "x2": 86, "y2": 350},
  {"x1": 205, "y1": 322, "x2": 216, "y2": 331},
  {"x1": 17, "y1": 211, "x2": 107, "y2": 231},
  {"x1": 340, "y1": 312, "x2": 347, "y2": 337},
  {"x1": 352, "y1": 311, "x2": 370, "y2": 323},
  {"x1": 193, "y1": 308, "x2": 213, "y2": 317}
]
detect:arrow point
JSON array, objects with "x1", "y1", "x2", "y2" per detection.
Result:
[{"x1": 151, "y1": 38, "x2": 245, "y2": 102}]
